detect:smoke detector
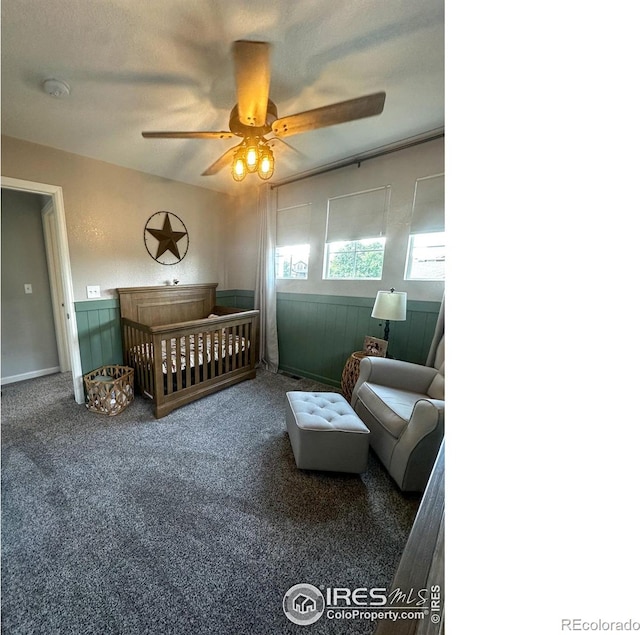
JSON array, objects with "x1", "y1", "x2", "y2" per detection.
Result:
[{"x1": 42, "y1": 79, "x2": 70, "y2": 98}]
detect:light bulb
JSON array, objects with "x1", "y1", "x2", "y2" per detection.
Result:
[{"x1": 245, "y1": 143, "x2": 259, "y2": 173}]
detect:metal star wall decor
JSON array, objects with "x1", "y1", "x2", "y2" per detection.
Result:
[{"x1": 144, "y1": 212, "x2": 189, "y2": 264}]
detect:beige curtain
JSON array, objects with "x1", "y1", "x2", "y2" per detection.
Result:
[
  {"x1": 426, "y1": 293, "x2": 444, "y2": 367},
  {"x1": 254, "y1": 184, "x2": 279, "y2": 372}
]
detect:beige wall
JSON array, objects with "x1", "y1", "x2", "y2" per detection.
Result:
[
  {"x1": 1, "y1": 135, "x2": 243, "y2": 301},
  {"x1": 273, "y1": 137, "x2": 444, "y2": 302},
  {"x1": 2, "y1": 135, "x2": 444, "y2": 304},
  {"x1": 223, "y1": 186, "x2": 260, "y2": 291}
]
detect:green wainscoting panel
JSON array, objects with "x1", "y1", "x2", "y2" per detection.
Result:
[
  {"x1": 275, "y1": 293, "x2": 442, "y2": 387},
  {"x1": 75, "y1": 299, "x2": 123, "y2": 374},
  {"x1": 74, "y1": 291, "x2": 441, "y2": 388},
  {"x1": 216, "y1": 289, "x2": 255, "y2": 310}
]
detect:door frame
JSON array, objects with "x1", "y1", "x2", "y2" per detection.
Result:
[{"x1": 1, "y1": 176, "x2": 84, "y2": 404}]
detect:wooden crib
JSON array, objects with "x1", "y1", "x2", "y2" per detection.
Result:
[{"x1": 118, "y1": 283, "x2": 259, "y2": 418}]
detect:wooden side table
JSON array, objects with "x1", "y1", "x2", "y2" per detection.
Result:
[{"x1": 341, "y1": 351, "x2": 369, "y2": 403}]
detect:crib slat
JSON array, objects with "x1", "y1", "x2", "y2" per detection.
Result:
[
  {"x1": 192, "y1": 333, "x2": 199, "y2": 385},
  {"x1": 232, "y1": 325, "x2": 237, "y2": 368},
  {"x1": 165, "y1": 338, "x2": 173, "y2": 396},
  {"x1": 185, "y1": 334, "x2": 192, "y2": 388},
  {"x1": 176, "y1": 337, "x2": 183, "y2": 391},
  {"x1": 246, "y1": 322, "x2": 251, "y2": 367},
  {"x1": 192, "y1": 333, "x2": 199, "y2": 386},
  {"x1": 241, "y1": 322, "x2": 248, "y2": 367},
  {"x1": 134, "y1": 327, "x2": 143, "y2": 393},
  {"x1": 203, "y1": 332, "x2": 210, "y2": 381},
  {"x1": 234, "y1": 324, "x2": 240, "y2": 369},
  {"x1": 228, "y1": 326, "x2": 234, "y2": 371},
  {"x1": 145, "y1": 332, "x2": 153, "y2": 397},
  {"x1": 234, "y1": 324, "x2": 240, "y2": 368},
  {"x1": 217, "y1": 328, "x2": 224, "y2": 376},
  {"x1": 133, "y1": 326, "x2": 143, "y2": 394}
]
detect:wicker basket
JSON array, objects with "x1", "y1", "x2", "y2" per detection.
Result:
[
  {"x1": 84, "y1": 365, "x2": 134, "y2": 416},
  {"x1": 341, "y1": 351, "x2": 370, "y2": 403}
]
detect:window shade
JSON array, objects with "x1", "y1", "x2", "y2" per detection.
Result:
[
  {"x1": 326, "y1": 186, "x2": 390, "y2": 243},
  {"x1": 411, "y1": 174, "x2": 444, "y2": 233},
  {"x1": 276, "y1": 203, "x2": 311, "y2": 247}
]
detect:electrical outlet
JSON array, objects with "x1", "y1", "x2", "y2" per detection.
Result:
[
  {"x1": 87, "y1": 285, "x2": 101, "y2": 299},
  {"x1": 24, "y1": 283, "x2": 33, "y2": 294}
]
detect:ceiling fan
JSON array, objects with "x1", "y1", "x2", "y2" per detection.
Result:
[{"x1": 142, "y1": 40, "x2": 386, "y2": 182}]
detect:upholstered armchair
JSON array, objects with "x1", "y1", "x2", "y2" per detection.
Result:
[{"x1": 351, "y1": 338, "x2": 444, "y2": 492}]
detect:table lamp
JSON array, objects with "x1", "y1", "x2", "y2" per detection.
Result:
[{"x1": 371, "y1": 288, "x2": 407, "y2": 342}]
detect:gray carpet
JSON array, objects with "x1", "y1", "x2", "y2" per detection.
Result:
[{"x1": 1, "y1": 370, "x2": 420, "y2": 634}]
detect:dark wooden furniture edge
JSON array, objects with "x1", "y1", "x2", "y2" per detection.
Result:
[{"x1": 375, "y1": 439, "x2": 445, "y2": 635}]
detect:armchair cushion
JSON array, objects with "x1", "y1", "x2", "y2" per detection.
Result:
[
  {"x1": 355, "y1": 383, "x2": 428, "y2": 439},
  {"x1": 353, "y1": 356, "x2": 439, "y2": 395}
]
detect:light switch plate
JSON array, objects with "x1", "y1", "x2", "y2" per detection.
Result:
[
  {"x1": 24, "y1": 283, "x2": 33, "y2": 294},
  {"x1": 87, "y1": 285, "x2": 101, "y2": 299}
]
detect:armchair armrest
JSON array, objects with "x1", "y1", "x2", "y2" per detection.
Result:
[
  {"x1": 390, "y1": 397, "x2": 444, "y2": 491},
  {"x1": 353, "y1": 357, "x2": 438, "y2": 399},
  {"x1": 409, "y1": 398, "x2": 444, "y2": 434}
]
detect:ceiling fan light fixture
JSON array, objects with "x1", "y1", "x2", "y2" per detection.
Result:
[
  {"x1": 258, "y1": 145, "x2": 275, "y2": 180},
  {"x1": 142, "y1": 41, "x2": 386, "y2": 184},
  {"x1": 232, "y1": 147, "x2": 247, "y2": 181}
]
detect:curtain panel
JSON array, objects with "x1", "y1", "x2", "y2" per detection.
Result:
[
  {"x1": 426, "y1": 293, "x2": 444, "y2": 367},
  {"x1": 254, "y1": 184, "x2": 279, "y2": 372}
]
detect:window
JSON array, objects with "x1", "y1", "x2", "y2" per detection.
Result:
[
  {"x1": 324, "y1": 186, "x2": 390, "y2": 280},
  {"x1": 276, "y1": 203, "x2": 311, "y2": 280},
  {"x1": 406, "y1": 174, "x2": 444, "y2": 280},
  {"x1": 325, "y1": 237, "x2": 386, "y2": 280},
  {"x1": 276, "y1": 244, "x2": 310, "y2": 279},
  {"x1": 406, "y1": 232, "x2": 445, "y2": 280}
]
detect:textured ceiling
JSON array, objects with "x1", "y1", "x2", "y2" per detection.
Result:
[{"x1": 1, "y1": 0, "x2": 444, "y2": 194}]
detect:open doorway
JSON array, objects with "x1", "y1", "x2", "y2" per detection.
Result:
[{"x1": 1, "y1": 176, "x2": 84, "y2": 404}]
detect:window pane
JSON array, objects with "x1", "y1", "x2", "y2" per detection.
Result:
[
  {"x1": 405, "y1": 232, "x2": 445, "y2": 280},
  {"x1": 276, "y1": 245, "x2": 309, "y2": 279},
  {"x1": 324, "y1": 238, "x2": 385, "y2": 280}
]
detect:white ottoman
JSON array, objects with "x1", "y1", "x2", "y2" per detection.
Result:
[{"x1": 285, "y1": 391, "x2": 370, "y2": 473}]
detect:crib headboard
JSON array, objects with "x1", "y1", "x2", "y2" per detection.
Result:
[{"x1": 117, "y1": 283, "x2": 218, "y2": 326}]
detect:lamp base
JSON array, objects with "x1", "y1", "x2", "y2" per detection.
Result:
[{"x1": 381, "y1": 320, "x2": 395, "y2": 359}]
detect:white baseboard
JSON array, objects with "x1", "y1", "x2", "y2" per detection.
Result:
[{"x1": 1, "y1": 366, "x2": 61, "y2": 385}]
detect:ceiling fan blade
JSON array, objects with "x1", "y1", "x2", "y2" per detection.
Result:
[
  {"x1": 233, "y1": 40, "x2": 271, "y2": 128},
  {"x1": 269, "y1": 137, "x2": 305, "y2": 158},
  {"x1": 272, "y1": 92, "x2": 386, "y2": 138},
  {"x1": 142, "y1": 131, "x2": 235, "y2": 139},
  {"x1": 201, "y1": 144, "x2": 239, "y2": 176}
]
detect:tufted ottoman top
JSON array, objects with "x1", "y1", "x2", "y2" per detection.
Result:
[{"x1": 286, "y1": 391, "x2": 369, "y2": 433}]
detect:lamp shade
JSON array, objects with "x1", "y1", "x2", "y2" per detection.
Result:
[{"x1": 371, "y1": 290, "x2": 407, "y2": 321}]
